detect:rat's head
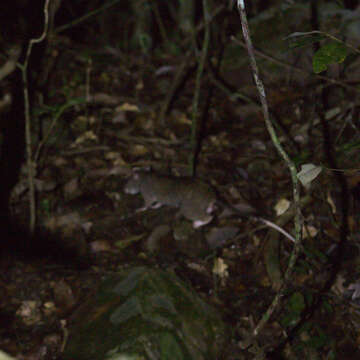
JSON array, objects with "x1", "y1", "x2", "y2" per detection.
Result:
[{"x1": 124, "y1": 172, "x2": 142, "y2": 194}]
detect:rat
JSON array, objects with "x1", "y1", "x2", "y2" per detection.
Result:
[
  {"x1": 124, "y1": 171, "x2": 216, "y2": 228},
  {"x1": 124, "y1": 171, "x2": 295, "y2": 242}
]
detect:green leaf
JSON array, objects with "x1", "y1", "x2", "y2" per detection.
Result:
[
  {"x1": 288, "y1": 292, "x2": 305, "y2": 314},
  {"x1": 313, "y1": 42, "x2": 347, "y2": 73},
  {"x1": 306, "y1": 327, "x2": 329, "y2": 349},
  {"x1": 281, "y1": 313, "x2": 299, "y2": 328},
  {"x1": 160, "y1": 332, "x2": 185, "y2": 360}
]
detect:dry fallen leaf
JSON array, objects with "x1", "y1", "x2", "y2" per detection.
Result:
[
  {"x1": 302, "y1": 224, "x2": 318, "y2": 239},
  {"x1": 116, "y1": 102, "x2": 140, "y2": 112},
  {"x1": 331, "y1": 273, "x2": 346, "y2": 297},
  {"x1": 90, "y1": 240, "x2": 112, "y2": 253},
  {"x1": 213, "y1": 257, "x2": 229, "y2": 281},
  {"x1": 73, "y1": 130, "x2": 98, "y2": 145},
  {"x1": 16, "y1": 300, "x2": 42, "y2": 326},
  {"x1": 327, "y1": 190, "x2": 337, "y2": 214},
  {"x1": 274, "y1": 198, "x2": 290, "y2": 216},
  {"x1": 129, "y1": 144, "x2": 149, "y2": 157}
]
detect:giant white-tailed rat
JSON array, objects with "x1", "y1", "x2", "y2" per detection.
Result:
[{"x1": 124, "y1": 170, "x2": 295, "y2": 242}]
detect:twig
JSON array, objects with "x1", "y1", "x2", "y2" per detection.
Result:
[
  {"x1": 18, "y1": 0, "x2": 50, "y2": 233},
  {"x1": 152, "y1": 1, "x2": 170, "y2": 47},
  {"x1": 61, "y1": 146, "x2": 110, "y2": 156},
  {"x1": 159, "y1": 4, "x2": 226, "y2": 126},
  {"x1": 287, "y1": 30, "x2": 360, "y2": 55},
  {"x1": 34, "y1": 98, "x2": 86, "y2": 162},
  {"x1": 181, "y1": 4, "x2": 226, "y2": 49},
  {"x1": 232, "y1": 36, "x2": 360, "y2": 93},
  {"x1": 86, "y1": 59, "x2": 92, "y2": 103},
  {"x1": 55, "y1": 0, "x2": 121, "y2": 34},
  {"x1": 117, "y1": 134, "x2": 183, "y2": 146},
  {"x1": 189, "y1": 0, "x2": 211, "y2": 176},
  {"x1": 158, "y1": 50, "x2": 193, "y2": 124},
  {"x1": 236, "y1": 0, "x2": 303, "y2": 341}
]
